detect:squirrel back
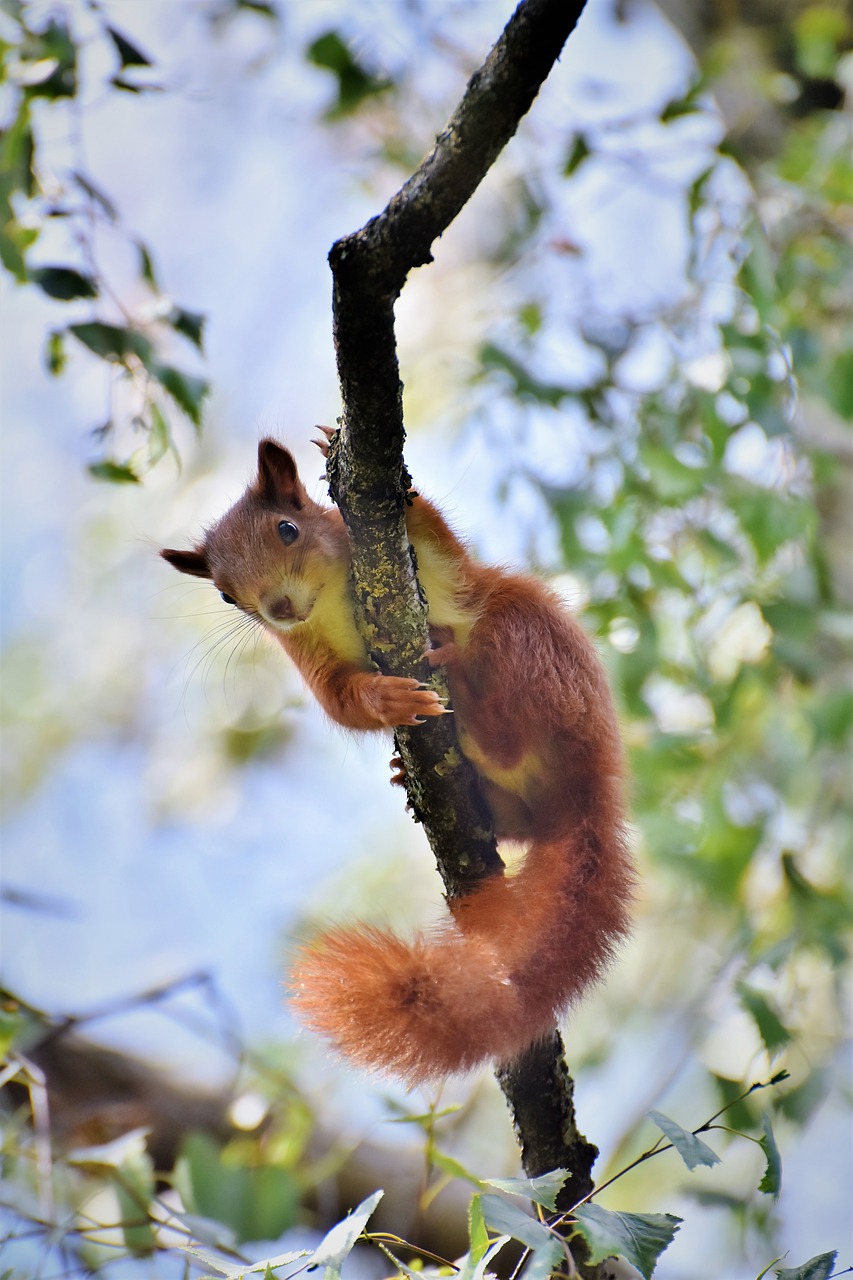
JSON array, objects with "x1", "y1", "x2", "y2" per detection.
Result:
[{"x1": 162, "y1": 439, "x2": 635, "y2": 1083}]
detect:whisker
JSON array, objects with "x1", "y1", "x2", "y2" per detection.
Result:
[
  {"x1": 163, "y1": 614, "x2": 236, "y2": 687},
  {"x1": 222, "y1": 615, "x2": 263, "y2": 715},
  {"x1": 178, "y1": 615, "x2": 259, "y2": 709},
  {"x1": 197, "y1": 616, "x2": 260, "y2": 706},
  {"x1": 151, "y1": 580, "x2": 229, "y2": 622}
]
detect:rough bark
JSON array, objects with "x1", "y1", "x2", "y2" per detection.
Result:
[{"x1": 327, "y1": 0, "x2": 597, "y2": 1198}]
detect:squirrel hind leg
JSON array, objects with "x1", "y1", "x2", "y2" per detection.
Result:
[
  {"x1": 480, "y1": 779, "x2": 535, "y2": 840},
  {"x1": 389, "y1": 753, "x2": 407, "y2": 788}
]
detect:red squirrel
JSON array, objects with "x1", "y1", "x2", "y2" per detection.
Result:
[{"x1": 162, "y1": 438, "x2": 634, "y2": 1085}]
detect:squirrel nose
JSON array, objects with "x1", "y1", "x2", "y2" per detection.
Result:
[{"x1": 267, "y1": 595, "x2": 296, "y2": 622}]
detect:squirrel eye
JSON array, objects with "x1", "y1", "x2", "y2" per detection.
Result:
[
  {"x1": 278, "y1": 519, "x2": 299, "y2": 546},
  {"x1": 220, "y1": 592, "x2": 237, "y2": 606}
]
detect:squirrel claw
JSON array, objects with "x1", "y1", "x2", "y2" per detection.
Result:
[
  {"x1": 417, "y1": 683, "x2": 450, "y2": 702},
  {"x1": 389, "y1": 754, "x2": 407, "y2": 788},
  {"x1": 313, "y1": 425, "x2": 337, "y2": 458}
]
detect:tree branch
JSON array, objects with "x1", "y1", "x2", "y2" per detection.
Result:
[{"x1": 327, "y1": 0, "x2": 595, "y2": 1187}]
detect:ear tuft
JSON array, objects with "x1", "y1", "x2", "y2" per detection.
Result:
[
  {"x1": 256, "y1": 439, "x2": 306, "y2": 510},
  {"x1": 161, "y1": 547, "x2": 211, "y2": 579}
]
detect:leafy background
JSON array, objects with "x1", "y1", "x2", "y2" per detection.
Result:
[{"x1": 1, "y1": 1, "x2": 850, "y2": 1278}]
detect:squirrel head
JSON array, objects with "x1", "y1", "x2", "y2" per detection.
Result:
[{"x1": 161, "y1": 439, "x2": 349, "y2": 632}]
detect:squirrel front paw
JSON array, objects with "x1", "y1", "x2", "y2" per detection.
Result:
[{"x1": 368, "y1": 675, "x2": 450, "y2": 727}]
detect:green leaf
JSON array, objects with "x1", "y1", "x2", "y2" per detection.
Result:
[
  {"x1": 640, "y1": 444, "x2": 706, "y2": 501},
  {"x1": 147, "y1": 401, "x2": 171, "y2": 466},
  {"x1": 69, "y1": 321, "x2": 153, "y2": 364},
  {"x1": 88, "y1": 460, "x2": 141, "y2": 484},
  {"x1": 307, "y1": 30, "x2": 391, "y2": 118},
  {"x1": 661, "y1": 97, "x2": 702, "y2": 122},
  {"x1": 0, "y1": 1007, "x2": 29, "y2": 1057},
  {"x1": 479, "y1": 1195, "x2": 553, "y2": 1251},
  {"x1": 737, "y1": 983, "x2": 792, "y2": 1056},
  {"x1": 69, "y1": 1129, "x2": 157, "y2": 1257},
  {"x1": 661, "y1": 78, "x2": 705, "y2": 123},
  {"x1": 178, "y1": 1244, "x2": 236, "y2": 1278},
  {"x1": 827, "y1": 349, "x2": 853, "y2": 420},
  {"x1": 182, "y1": 1245, "x2": 309, "y2": 1280},
  {"x1": 732, "y1": 488, "x2": 811, "y2": 565},
  {"x1": 758, "y1": 1113, "x2": 782, "y2": 1200},
  {"x1": 484, "y1": 1169, "x2": 571, "y2": 1211},
  {"x1": 309, "y1": 1190, "x2": 384, "y2": 1279},
  {"x1": 455, "y1": 1234, "x2": 513, "y2": 1280},
  {"x1": 523, "y1": 1240, "x2": 566, "y2": 1280},
  {"x1": 0, "y1": 220, "x2": 39, "y2": 281},
  {"x1": 181, "y1": 1133, "x2": 299, "y2": 1244},
  {"x1": 22, "y1": 17, "x2": 77, "y2": 99},
  {"x1": 809, "y1": 688, "x2": 853, "y2": 747},
  {"x1": 116, "y1": 1181, "x2": 156, "y2": 1257},
  {"x1": 30, "y1": 265, "x2": 98, "y2": 300},
  {"x1": 1, "y1": 101, "x2": 36, "y2": 201},
  {"x1": 431, "y1": 1150, "x2": 483, "y2": 1186},
  {"x1": 106, "y1": 24, "x2": 154, "y2": 68},
  {"x1": 111, "y1": 75, "x2": 154, "y2": 94},
  {"x1": 138, "y1": 241, "x2": 157, "y2": 286},
  {"x1": 0, "y1": 233, "x2": 24, "y2": 281},
  {"x1": 168, "y1": 304, "x2": 206, "y2": 351},
  {"x1": 571, "y1": 1204, "x2": 682, "y2": 1280},
  {"x1": 468, "y1": 1194, "x2": 489, "y2": 1261},
  {"x1": 647, "y1": 1111, "x2": 721, "y2": 1171},
  {"x1": 45, "y1": 329, "x2": 66, "y2": 375},
  {"x1": 564, "y1": 134, "x2": 590, "y2": 176},
  {"x1": 738, "y1": 220, "x2": 778, "y2": 324},
  {"x1": 236, "y1": 0, "x2": 280, "y2": 17},
  {"x1": 776, "y1": 1252, "x2": 837, "y2": 1280},
  {"x1": 148, "y1": 361, "x2": 209, "y2": 426},
  {"x1": 792, "y1": 7, "x2": 848, "y2": 78}
]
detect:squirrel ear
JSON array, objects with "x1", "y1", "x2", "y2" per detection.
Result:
[
  {"x1": 256, "y1": 438, "x2": 306, "y2": 510},
  {"x1": 161, "y1": 547, "x2": 211, "y2": 578}
]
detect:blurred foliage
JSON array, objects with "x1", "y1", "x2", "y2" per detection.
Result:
[
  {"x1": 473, "y1": 0, "x2": 852, "y2": 1075},
  {"x1": 0, "y1": 1006, "x2": 831, "y2": 1280},
  {"x1": 0, "y1": 0, "x2": 209, "y2": 478},
  {"x1": 464, "y1": 14, "x2": 853, "y2": 1263},
  {"x1": 1, "y1": 1, "x2": 852, "y2": 1278}
]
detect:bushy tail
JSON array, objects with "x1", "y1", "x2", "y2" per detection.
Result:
[{"x1": 289, "y1": 820, "x2": 635, "y2": 1085}]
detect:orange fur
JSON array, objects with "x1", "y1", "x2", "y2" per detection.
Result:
[{"x1": 163, "y1": 439, "x2": 635, "y2": 1085}]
